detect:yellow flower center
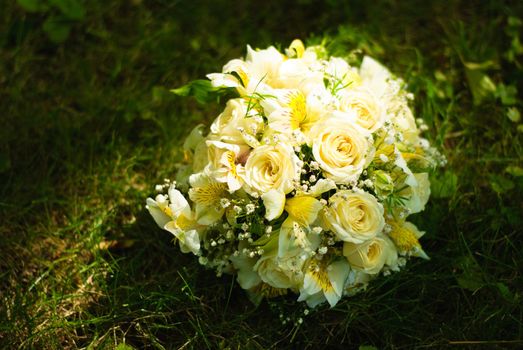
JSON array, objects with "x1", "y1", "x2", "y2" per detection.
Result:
[
  {"x1": 162, "y1": 206, "x2": 173, "y2": 218},
  {"x1": 308, "y1": 260, "x2": 334, "y2": 292},
  {"x1": 388, "y1": 220, "x2": 420, "y2": 252},
  {"x1": 176, "y1": 214, "x2": 195, "y2": 231},
  {"x1": 225, "y1": 151, "x2": 238, "y2": 178},
  {"x1": 190, "y1": 181, "x2": 227, "y2": 206},
  {"x1": 367, "y1": 242, "x2": 380, "y2": 262}
]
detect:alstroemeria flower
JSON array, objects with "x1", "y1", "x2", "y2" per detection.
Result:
[
  {"x1": 298, "y1": 258, "x2": 350, "y2": 308},
  {"x1": 206, "y1": 140, "x2": 249, "y2": 192},
  {"x1": 263, "y1": 89, "x2": 326, "y2": 144},
  {"x1": 146, "y1": 186, "x2": 201, "y2": 255},
  {"x1": 188, "y1": 171, "x2": 228, "y2": 225}
]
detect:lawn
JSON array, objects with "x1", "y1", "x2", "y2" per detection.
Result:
[{"x1": 1, "y1": 0, "x2": 522, "y2": 349}]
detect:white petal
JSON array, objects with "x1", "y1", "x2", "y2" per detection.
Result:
[
  {"x1": 146, "y1": 198, "x2": 171, "y2": 228},
  {"x1": 182, "y1": 229, "x2": 201, "y2": 255},
  {"x1": 324, "y1": 288, "x2": 342, "y2": 307},
  {"x1": 328, "y1": 260, "x2": 350, "y2": 297},
  {"x1": 261, "y1": 189, "x2": 286, "y2": 221},
  {"x1": 230, "y1": 249, "x2": 262, "y2": 289},
  {"x1": 359, "y1": 56, "x2": 391, "y2": 99},
  {"x1": 168, "y1": 187, "x2": 191, "y2": 218},
  {"x1": 308, "y1": 178, "x2": 336, "y2": 197}
]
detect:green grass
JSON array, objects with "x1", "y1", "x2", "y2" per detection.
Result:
[{"x1": 1, "y1": 0, "x2": 522, "y2": 348}]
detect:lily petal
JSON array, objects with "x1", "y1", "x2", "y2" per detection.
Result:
[{"x1": 261, "y1": 189, "x2": 286, "y2": 221}]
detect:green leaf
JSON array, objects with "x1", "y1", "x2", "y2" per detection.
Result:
[
  {"x1": 171, "y1": 79, "x2": 220, "y2": 105},
  {"x1": 455, "y1": 256, "x2": 485, "y2": 292},
  {"x1": 489, "y1": 174, "x2": 515, "y2": 194},
  {"x1": 359, "y1": 346, "x2": 378, "y2": 350},
  {"x1": 464, "y1": 61, "x2": 496, "y2": 105},
  {"x1": 496, "y1": 84, "x2": 518, "y2": 106},
  {"x1": 48, "y1": 0, "x2": 86, "y2": 20},
  {"x1": 17, "y1": 0, "x2": 44, "y2": 12},
  {"x1": 430, "y1": 170, "x2": 458, "y2": 198},
  {"x1": 505, "y1": 165, "x2": 523, "y2": 177},
  {"x1": 495, "y1": 282, "x2": 516, "y2": 303},
  {"x1": 506, "y1": 107, "x2": 521, "y2": 122},
  {"x1": 115, "y1": 344, "x2": 135, "y2": 350},
  {"x1": 42, "y1": 17, "x2": 71, "y2": 43}
]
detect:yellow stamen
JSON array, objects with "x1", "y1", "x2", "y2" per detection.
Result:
[
  {"x1": 287, "y1": 91, "x2": 312, "y2": 132},
  {"x1": 225, "y1": 151, "x2": 238, "y2": 178},
  {"x1": 176, "y1": 214, "x2": 195, "y2": 231},
  {"x1": 387, "y1": 219, "x2": 421, "y2": 252},
  {"x1": 190, "y1": 182, "x2": 227, "y2": 206},
  {"x1": 308, "y1": 260, "x2": 334, "y2": 292},
  {"x1": 162, "y1": 206, "x2": 173, "y2": 218}
]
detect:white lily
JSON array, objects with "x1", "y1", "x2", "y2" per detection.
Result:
[
  {"x1": 278, "y1": 196, "x2": 323, "y2": 257},
  {"x1": 206, "y1": 140, "x2": 248, "y2": 192},
  {"x1": 188, "y1": 171, "x2": 228, "y2": 225},
  {"x1": 146, "y1": 186, "x2": 201, "y2": 255},
  {"x1": 261, "y1": 189, "x2": 286, "y2": 221},
  {"x1": 298, "y1": 258, "x2": 350, "y2": 308},
  {"x1": 207, "y1": 45, "x2": 283, "y2": 96},
  {"x1": 265, "y1": 89, "x2": 325, "y2": 144}
]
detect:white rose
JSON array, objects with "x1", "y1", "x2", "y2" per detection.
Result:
[
  {"x1": 325, "y1": 190, "x2": 385, "y2": 243},
  {"x1": 339, "y1": 88, "x2": 386, "y2": 133},
  {"x1": 244, "y1": 143, "x2": 300, "y2": 194},
  {"x1": 310, "y1": 117, "x2": 373, "y2": 184},
  {"x1": 343, "y1": 235, "x2": 398, "y2": 274},
  {"x1": 254, "y1": 252, "x2": 305, "y2": 290}
]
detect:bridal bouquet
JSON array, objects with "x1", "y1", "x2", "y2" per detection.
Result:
[{"x1": 147, "y1": 40, "x2": 444, "y2": 308}]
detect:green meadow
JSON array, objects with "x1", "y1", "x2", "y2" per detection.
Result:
[{"x1": 1, "y1": 1, "x2": 522, "y2": 348}]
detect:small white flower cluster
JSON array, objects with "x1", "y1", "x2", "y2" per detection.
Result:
[{"x1": 146, "y1": 40, "x2": 442, "y2": 308}]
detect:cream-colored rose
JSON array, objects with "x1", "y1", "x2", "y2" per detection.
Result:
[
  {"x1": 343, "y1": 235, "x2": 398, "y2": 274},
  {"x1": 325, "y1": 190, "x2": 385, "y2": 243},
  {"x1": 209, "y1": 98, "x2": 264, "y2": 148},
  {"x1": 244, "y1": 143, "x2": 300, "y2": 194},
  {"x1": 310, "y1": 117, "x2": 373, "y2": 184},
  {"x1": 254, "y1": 251, "x2": 305, "y2": 290},
  {"x1": 339, "y1": 88, "x2": 385, "y2": 133}
]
